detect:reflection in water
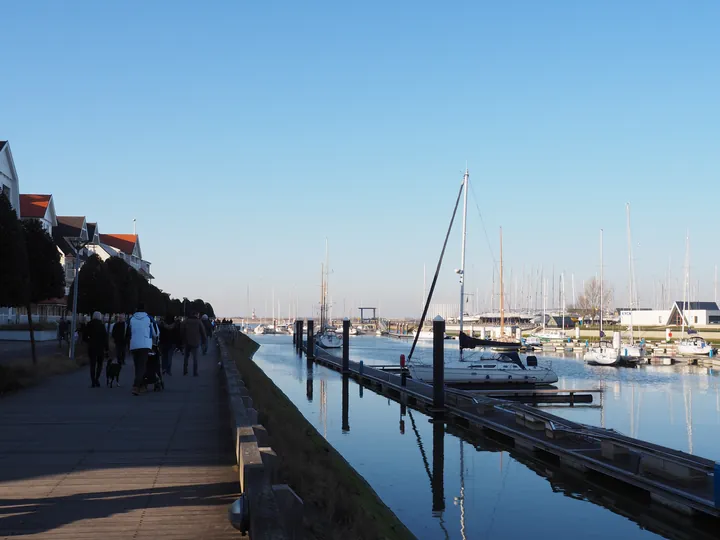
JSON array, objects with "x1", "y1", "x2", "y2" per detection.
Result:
[
  {"x1": 306, "y1": 358, "x2": 313, "y2": 402},
  {"x1": 342, "y1": 375, "x2": 350, "y2": 432},
  {"x1": 431, "y1": 417, "x2": 445, "y2": 514},
  {"x1": 320, "y1": 379, "x2": 328, "y2": 438}
]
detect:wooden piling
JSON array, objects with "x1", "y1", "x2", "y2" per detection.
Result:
[{"x1": 433, "y1": 316, "x2": 445, "y2": 410}]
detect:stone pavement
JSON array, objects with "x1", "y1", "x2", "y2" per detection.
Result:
[{"x1": 0, "y1": 340, "x2": 240, "y2": 539}]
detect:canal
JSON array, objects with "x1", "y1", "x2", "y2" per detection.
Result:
[{"x1": 251, "y1": 334, "x2": 720, "y2": 540}]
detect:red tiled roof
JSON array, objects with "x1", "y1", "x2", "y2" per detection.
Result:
[
  {"x1": 100, "y1": 234, "x2": 138, "y2": 255},
  {"x1": 19, "y1": 194, "x2": 52, "y2": 218}
]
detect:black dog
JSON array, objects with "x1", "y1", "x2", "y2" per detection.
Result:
[{"x1": 106, "y1": 358, "x2": 122, "y2": 387}]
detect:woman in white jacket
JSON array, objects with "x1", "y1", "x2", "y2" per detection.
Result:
[{"x1": 126, "y1": 303, "x2": 158, "y2": 395}]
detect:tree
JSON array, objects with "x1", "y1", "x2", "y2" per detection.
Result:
[
  {"x1": 106, "y1": 257, "x2": 139, "y2": 315},
  {"x1": 575, "y1": 277, "x2": 614, "y2": 319},
  {"x1": 204, "y1": 302, "x2": 215, "y2": 318},
  {"x1": 190, "y1": 298, "x2": 206, "y2": 316},
  {"x1": 0, "y1": 193, "x2": 29, "y2": 314},
  {"x1": 67, "y1": 254, "x2": 117, "y2": 315},
  {"x1": 168, "y1": 298, "x2": 183, "y2": 319},
  {"x1": 22, "y1": 219, "x2": 65, "y2": 364}
]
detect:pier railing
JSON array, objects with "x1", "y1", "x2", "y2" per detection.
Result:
[{"x1": 216, "y1": 330, "x2": 303, "y2": 539}]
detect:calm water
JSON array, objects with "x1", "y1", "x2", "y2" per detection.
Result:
[{"x1": 251, "y1": 335, "x2": 720, "y2": 540}]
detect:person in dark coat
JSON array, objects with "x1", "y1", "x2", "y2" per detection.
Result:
[
  {"x1": 201, "y1": 314, "x2": 213, "y2": 355},
  {"x1": 159, "y1": 314, "x2": 177, "y2": 375},
  {"x1": 111, "y1": 314, "x2": 128, "y2": 365},
  {"x1": 182, "y1": 312, "x2": 207, "y2": 376},
  {"x1": 86, "y1": 311, "x2": 109, "y2": 388}
]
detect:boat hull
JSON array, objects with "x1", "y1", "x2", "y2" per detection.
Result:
[{"x1": 408, "y1": 365, "x2": 558, "y2": 385}]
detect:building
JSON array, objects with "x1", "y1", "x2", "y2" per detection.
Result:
[
  {"x1": 0, "y1": 141, "x2": 20, "y2": 216},
  {"x1": 98, "y1": 234, "x2": 153, "y2": 280},
  {"x1": 619, "y1": 301, "x2": 720, "y2": 328},
  {"x1": 53, "y1": 216, "x2": 91, "y2": 296},
  {"x1": 19, "y1": 194, "x2": 57, "y2": 232}
]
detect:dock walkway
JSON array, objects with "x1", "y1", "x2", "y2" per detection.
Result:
[{"x1": 0, "y1": 341, "x2": 238, "y2": 539}]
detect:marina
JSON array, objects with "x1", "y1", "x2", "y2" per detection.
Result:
[{"x1": 250, "y1": 332, "x2": 720, "y2": 539}]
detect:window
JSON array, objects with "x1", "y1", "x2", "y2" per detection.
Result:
[
  {"x1": 694, "y1": 316, "x2": 698, "y2": 324},
  {"x1": 658, "y1": 316, "x2": 662, "y2": 323}
]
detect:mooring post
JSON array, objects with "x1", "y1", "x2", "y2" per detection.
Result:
[
  {"x1": 292, "y1": 321, "x2": 297, "y2": 347},
  {"x1": 342, "y1": 318, "x2": 350, "y2": 373},
  {"x1": 433, "y1": 315, "x2": 445, "y2": 410},
  {"x1": 400, "y1": 354, "x2": 406, "y2": 387},
  {"x1": 307, "y1": 319, "x2": 314, "y2": 361}
]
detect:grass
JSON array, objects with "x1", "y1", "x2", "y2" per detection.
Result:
[
  {"x1": 0, "y1": 322, "x2": 58, "y2": 331},
  {"x1": 0, "y1": 350, "x2": 88, "y2": 395},
  {"x1": 226, "y1": 333, "x2": 415, "y2": 540}
]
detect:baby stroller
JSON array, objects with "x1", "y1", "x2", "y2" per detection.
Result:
[{"x1": 143, "y1": 320, "x2": 164, "y2": 391}]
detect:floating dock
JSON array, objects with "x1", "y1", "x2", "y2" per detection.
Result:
[{"x1": 303, "y1": 342, "x2": 720, "y2": 525}]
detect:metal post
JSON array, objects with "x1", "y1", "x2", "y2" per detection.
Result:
[
  {"x1": 433, "y1": 315, "x2": 445, "y2": 410},
  {"x1": 341, "y1": 375, "x2": 350, "y2": 432},
  {"x1": 69, "y1": 246, "x2": 82, "y2": 359},
  {"x1": 307, "y1": 319, "x2": 314, "y2": 360},
  {"x1": 342, "y1": 318, "x2": 350, "y2": 373}
]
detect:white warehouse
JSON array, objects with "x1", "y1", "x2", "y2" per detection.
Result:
[{"x1": 620, "y1": 301, "x2": 720, "y2": 328}]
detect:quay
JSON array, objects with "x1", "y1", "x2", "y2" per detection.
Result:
[
  {"x1": 296, "y1": 320, "x2": 720, "y2": 525},
  {"x1": 0, "y1": 341, "x2": 239, "y2": 539}
]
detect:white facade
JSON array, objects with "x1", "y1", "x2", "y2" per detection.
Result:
[
  {"x1": 0, "y1": 141, "x2": 20, "y2": 216},
  {"x1": 620, "y1": 301, "x2": 720, "y2": 328}
]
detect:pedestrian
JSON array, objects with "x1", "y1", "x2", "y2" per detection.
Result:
[
  {"x1": 182, "y1": 311, "x2": 206, "y2": 376},
  {"x1": 126, "y1": 302, "x2": 158, "y2": 396},
  {"x1": 201, "y1": 314, "x2": 213, "y2": 355},
  {"x1": 111, "y1": 314, "x2": 128, "y2": 365},
  {"x1": 57, "y1": 316, "x2": 69, "y2": 349},
  {"x1": 159, "y1": 314, "x2": 176, "y2": 375},
  {"x1": 85, "y1": 311, "x2": 109, "y2": 388}
]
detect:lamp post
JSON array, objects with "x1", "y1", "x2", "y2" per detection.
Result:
[{"x1": 68, "y1": 238, "x2": 90, "y2": 360}]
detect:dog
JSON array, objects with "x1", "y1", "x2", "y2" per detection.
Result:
[{"x1": 106, "y1": 357, "x2": 122, "y2": 388}]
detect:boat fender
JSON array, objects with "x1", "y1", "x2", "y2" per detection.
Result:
[{"x1": 527, "y1": 356, "x2": 538, "y2": 367}]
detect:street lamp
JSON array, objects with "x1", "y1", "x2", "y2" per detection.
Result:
[{"x1": 68, "y1": 238, "x2": 90, "y2": 360}]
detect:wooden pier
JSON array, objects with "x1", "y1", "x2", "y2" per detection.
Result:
[{"x1": 302, "y1": 341, "x2": 720, "y2": 525}]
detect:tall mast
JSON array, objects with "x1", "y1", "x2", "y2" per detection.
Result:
[
  {"x1": 682, "y1": 232, "x2": 689, "y2": 339},
  {"x1": 320, "y1": 263, "x2": 324, "y2": 330},
  {"x1": 450, "y1": 168, "x2": 469, "y2": 360},
  {"x1": 600, "y1": 229, "x2": 604, "y2": 340},
  {"x1": 458, "y1": 168, "x2": 469, "y2": 340},
  {"x1": 499, "y1": 227, "x2": 505, "y2": 336},
  {"x1": 626, "y1": 203, "x2": 635, "y2": 344}
]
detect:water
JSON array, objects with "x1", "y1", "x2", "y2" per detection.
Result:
[{"x1": 251, "y1": 335, "x2": 720, "y2": 540}]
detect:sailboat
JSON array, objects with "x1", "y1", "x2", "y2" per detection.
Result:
[
  {"x1": 408, "y1": 169, "x2": 557, "y2": 385},
  {"x1": 619, "y1": 203, "x2": 646, "y2": 362},
  {"x1": 316, "y1": 242, "x2": 342, "y2": 349},
  {"x1": 584, "y1": 230, "x2": 623, "y2": 366},
  {"x1": 676, "y1": 233, "x2": 713, "y2": 356}
]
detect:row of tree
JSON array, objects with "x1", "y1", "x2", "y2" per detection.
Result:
[
  {"x1": 68, "y1": 253, "x2": 215, "y2": 320},
  {"x1": 0, "y1": 193, "x2": 214, "y2": 364}
]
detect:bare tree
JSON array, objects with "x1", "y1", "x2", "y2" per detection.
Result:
[{"x1": 575, "y1": 277, "x2": 614, "y2": 318}]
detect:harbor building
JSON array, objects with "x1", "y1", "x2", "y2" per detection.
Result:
[{"x1": 619, "y1": 301, "x2": 720, "y2": 328}]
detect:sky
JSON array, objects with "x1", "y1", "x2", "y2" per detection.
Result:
[{"x1": 2, "y1": 1, "x2": 719, "y2": 318}]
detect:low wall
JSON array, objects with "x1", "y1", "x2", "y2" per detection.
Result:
[
  {"x1": 216, "y1": 329, "x2": 302, "y2": 539},
  {"x1": 0, "y1": 330, "x2": 56, "y2": 342}
]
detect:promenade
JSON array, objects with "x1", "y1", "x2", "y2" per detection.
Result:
[{"x1": 0, "y1": 341, "x2": 239, "y2": 539}]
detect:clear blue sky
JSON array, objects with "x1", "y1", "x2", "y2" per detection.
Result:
[{"x1": 3, "y1": 1, "x2": 719, "y2": 317}]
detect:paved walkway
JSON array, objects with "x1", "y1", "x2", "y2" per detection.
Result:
[{"x1": 0, "y1": 341, "x2": 239, "y2": 539}]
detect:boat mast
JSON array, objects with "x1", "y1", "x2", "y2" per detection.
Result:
[
  {"x1": 600, "y1": 229, "x2": 604, "y2": 342},
  {"x1": 320, "y1": 263, "x2": 325, "y2": 331},
  {"x1": 499, "y1": 227, "x2": 505, "y2": 337},
  {"x1": 626, "y1": 203, "x2": 635, "y2": 344},
  {"x1": 458, "y1": 168, "x2": 469, "y2": 360},
  {"x1": 682, "y1": 231, "x2": 689, "y2": 339}
]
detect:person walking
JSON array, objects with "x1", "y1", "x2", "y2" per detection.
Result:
[
  {"x1": 57, "y1": 316, "x2": 69, "y2": 350},
  {"x1": 85, "y1": 311, "x2": 109, "y2": 388},
  {"x1": 126, "y1": 303, "x2": 158, "y2": 396},
  {"x1": 111, "y1": 314, "x2": 128, "y2": 365},
  {"x1": 201, "y1": 314, "x2": 213, "y2": 355},
  {"x1": 182, "y1": 312, "x2": 206, "y2": 376},
  {"x1": 159, "y1": 314, "x2": 176, "y2": 375}
]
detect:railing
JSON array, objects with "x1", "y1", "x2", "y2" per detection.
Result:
[{"x1": 216, "y1": 330, "x2": 303, "y2": 539}]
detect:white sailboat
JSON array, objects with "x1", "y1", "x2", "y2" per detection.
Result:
[
  {"x1": 409, "y1": 169, "x2": 556, "y2": 385},
  {"x1": 584, "y1": 230, "x2": 624, "y2": 366},
  {"x1": 316, "y1": 241, "x2": 342, "y2": 349},
  {"x1": 675, "y1": 233, "x2": 713, "y2": 356},
  {"x1": 620, "y1": 203, "x2": 646, "y2": 363}
]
